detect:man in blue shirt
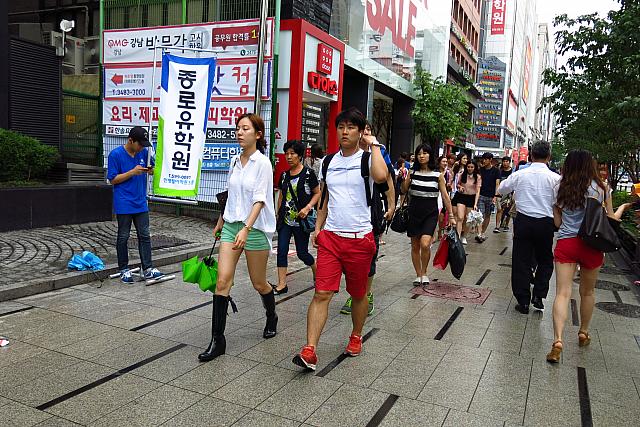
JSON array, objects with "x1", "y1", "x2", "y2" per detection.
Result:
[{"x1": 107, "y1": 126, "x2": 163, "y2": 283}]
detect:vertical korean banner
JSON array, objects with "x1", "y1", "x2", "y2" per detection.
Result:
[
  {"x1": 491, "y1": 0, "x2": 507, "y2": 35},
  {"x1": 154, "y1": 54, "x2": 216, "y2": 197}
]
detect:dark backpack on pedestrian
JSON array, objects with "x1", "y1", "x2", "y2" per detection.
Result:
[{"x1": 319, "y1": 151, "x2": 387, "y2": 235}]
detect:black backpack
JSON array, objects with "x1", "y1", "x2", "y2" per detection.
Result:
[{"x1": 319, "y1": 151, "x2": 387, "y2": 234}]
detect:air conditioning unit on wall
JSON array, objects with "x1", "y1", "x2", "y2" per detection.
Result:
[
  {"x1": 83, "y1": 36, "x2": 100, "y2": 74},
  {"x1": 43, "y1": 31, "x2": 85, "y2": 75}
]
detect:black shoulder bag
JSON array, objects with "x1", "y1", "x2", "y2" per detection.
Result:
[{"x1": 578, "y1": 196, "x2": 621, "y2": 253}]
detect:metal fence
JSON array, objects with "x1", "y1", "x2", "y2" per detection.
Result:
[
  {"x1": 102, "y1": 0, "x2": 276, "y2": 218},
  {"x1": 62, "y1": 90, "x2": 103, "y2": 166},
  {"x1": 103, "y1": 0, "x2": 276, "y2": 29}
]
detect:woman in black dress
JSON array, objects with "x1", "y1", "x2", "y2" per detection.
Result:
[{"x1": 401, "y1": 144, "x2": 455, "y2": 286}]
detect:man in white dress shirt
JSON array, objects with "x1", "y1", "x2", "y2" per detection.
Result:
[{"x1": 497, "y1": 141, "x2": 560, "y2": 314}]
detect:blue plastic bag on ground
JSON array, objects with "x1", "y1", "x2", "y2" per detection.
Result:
[{"x1": 67, "y1": 251, "x2": 105, "y2": 271}]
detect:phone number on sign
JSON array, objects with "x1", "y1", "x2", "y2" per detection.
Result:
[
  {"x1": 206, "y1": 128, "x2": 236, "y2": 141},
  {"x1": 109, "y1": 88, "x2": 146, "y2": 97}
]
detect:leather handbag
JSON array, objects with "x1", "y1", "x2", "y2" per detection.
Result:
[
  {"x1": 578, "y1": 197, "x2": 621, "y2": 253},
  {"x1": 390, "y1": 196, "x2": 410, "y2": 233}
]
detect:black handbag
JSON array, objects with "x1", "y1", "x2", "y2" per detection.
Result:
[
  {"x1": 578, "y1": 197, "x2": 621, "y2": 253},
  {"x1": 390, "y1": 196, "x2": 410, "y2": 233}
]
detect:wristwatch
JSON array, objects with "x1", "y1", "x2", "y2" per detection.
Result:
[{"x1": 243, "y1": 224, "x2": 253, "y2": 232}]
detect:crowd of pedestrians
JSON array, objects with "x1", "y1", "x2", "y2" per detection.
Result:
[{"x1": 108, "y1": 109, "x2": 635, "y2": 370}]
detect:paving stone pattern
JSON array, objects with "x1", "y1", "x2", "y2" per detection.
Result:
[
  {"x1": 0, "y1": 213, "x2": 214, "y2": 287},
  {"x1": 2, "y1": 227, "x2": 640, "y2": 426}
]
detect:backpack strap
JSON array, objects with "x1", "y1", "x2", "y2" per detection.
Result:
[
  {"x1": 361, "y1": 151, "x2": 372, "y2": 207},
  {"x1": 318, "y1": 153, "x2": 336, "y2": 210}
]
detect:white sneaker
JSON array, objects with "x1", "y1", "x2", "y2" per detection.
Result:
[
  {"x1": 412, "y1": 277, "x2": 422, "y2": 286},
  {"x1": 421, "y1": 276, "x2": 430, "y2": 285},
  {"x1": 461, "y1": 237, "x2": 468, "y2": 245}
]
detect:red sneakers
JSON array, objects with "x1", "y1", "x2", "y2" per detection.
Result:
[
  {"x1": 345, "y1": 334, "x2": 362, "y2": 356},
  {"x1": 292, "y1": 345, "x2": 318, "y2": 371}
]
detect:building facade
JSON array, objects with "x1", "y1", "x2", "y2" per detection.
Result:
[
  {"x1": 476, "y1": 0, "x2": 538, "y2": 154},
  {"x1": 447, "y1": 0, "x2": 483, "y2": 148},
  {"x1": 329, "y1": 0, "x2": 452, "y2": 159},
  {"x1": 533, "y1": 23, "x2": 556, "y2": 143}
]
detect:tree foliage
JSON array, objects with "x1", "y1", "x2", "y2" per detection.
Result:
[
  {"x1": 542, "y1": 0, "x2": 640, "y2": 188},
  {"x1": 411, "y1": 66, "x2": 472, "y2": 153},
  {"x1": 0, "y1": 129, "x2": 59, "y2": 182}
]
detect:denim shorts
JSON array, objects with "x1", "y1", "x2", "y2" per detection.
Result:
[{"x1": 221, "y1": 221, "x2": 270, "y2": 251}]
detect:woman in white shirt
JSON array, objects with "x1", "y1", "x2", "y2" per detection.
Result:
[{"x1": 199, "y1": 113, "x2": 277, "y2": 362}]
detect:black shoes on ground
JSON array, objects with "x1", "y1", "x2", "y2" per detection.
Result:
[
  {"x1": 515, "y1": 297, "x2": 544, "y2": 315},
  {"x1": 531, "y1": 296, "x2": 545, "y2": 311},
  {"x1": 272, "y1": 284, "x2": 289, "y2": 295}
]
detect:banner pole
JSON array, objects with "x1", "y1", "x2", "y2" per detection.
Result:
[
  {"x1": 146, "y1": 40, "x2": 159, "y2": 199},
  {"x1": 253, "y1": 0, "x2": 269, "y2": 113}
]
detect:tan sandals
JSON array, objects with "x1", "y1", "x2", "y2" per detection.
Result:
[
  {"x1": 547, "y1": 331, "x2": 591, "y2": 364},
  {"x1": 546, "y1": 340, "x2": 563, "y2": 363},
  {"x1": 578, "y1": 330, "x2": 591, "y2": 347}
]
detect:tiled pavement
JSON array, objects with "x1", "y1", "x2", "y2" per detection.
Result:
[
  {"x1": 0, "y1": 213, "x2": 213, "y2": 288},
  {"x1": 2, "y1": 226, "x2": 640, "y2": 426}
]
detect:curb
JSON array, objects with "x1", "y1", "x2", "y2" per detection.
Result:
[{"x1": 0, "y1": 243, "x2": 214, "y2": 302}]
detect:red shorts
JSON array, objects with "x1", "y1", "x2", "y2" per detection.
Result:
[
  {"x1": 554, "y1": 237, "x2": 604, "y2": 270},
  {"x1": 315, "y1": 230, "x2": 377, "y2": 298}
]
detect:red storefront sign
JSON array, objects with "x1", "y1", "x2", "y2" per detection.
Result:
[
  {"x1": 316, "y1": 43, "x2": 333, "y2": 74},
  {"x1": 307, "y1": 72, "x2": 338, "y2": 96},
  {"x1": 211, "y1": 25, "x2": 259, "y2": 47},
  {"x1": 491, "y1": 0, "x2": 507, "y2": 35}
]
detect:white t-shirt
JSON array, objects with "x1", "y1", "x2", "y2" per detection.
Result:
[
  {"x1": 224, "y1": 151, "x2": 276, "y2": 244},
  {"x1": 323, "y1": 149, "x2": 373, "y2": 233}
]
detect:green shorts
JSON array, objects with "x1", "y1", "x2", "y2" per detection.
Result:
[{"x1": 221, "y1": 221, "x2": 270, "y2": 251}]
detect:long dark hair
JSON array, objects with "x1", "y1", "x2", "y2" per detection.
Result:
[
  {"x1": 461, "y1": 161, "x2": 478, "y2": 184},
  {"x1": 412, "y1": 143, "x2": 435, "y2": 171},
  {"x1": 557, "y1": 149, "x2": 606, "y2": 210},
  {"x1": 452, "y1": 152, "x2": 468, "y2": 175},
  {"x1": 236, "y1": 113, "x2": 266, "y2": 154}
]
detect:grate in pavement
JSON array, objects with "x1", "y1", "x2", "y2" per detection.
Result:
[
  {"x1": 127, "y1": 235, "x2": 190, "y2": 250},
  {"x1": 498, "y1": 263, "x2": 512, "y2": 267},
  {"x1": 595, "y1": 302, "x2": 640, "y2": 318},
  {"x1": 573, "y1": 279, "x2": 630, "y2": 291},
  {"x1": 411, "y1": 282, "x2": 491, "y2": 304}
]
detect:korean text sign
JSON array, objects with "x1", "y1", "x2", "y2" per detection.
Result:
[
  {"x1": 102, "y1": 19, "x2": 274, "y2": 63},
  {"x1": 153, "y1": 54, "x2": 216, "y2": 197},
  {"x1": 491, "y1": 0, "x2": 507, "y2": 35}
]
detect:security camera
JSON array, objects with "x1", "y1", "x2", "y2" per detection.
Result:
[{"x1": 60, "y1": 20, "x2": 75, "y2": 33}]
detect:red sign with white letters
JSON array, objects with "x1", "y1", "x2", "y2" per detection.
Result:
[
  {"x1": 307, "y1": 72, "x2": 338, "y2": 96},
  {"x1": 491, "y1": 0, "x2": 507, "y2": 35},
  {"x1": 316, "y1": 43, "x2": 333, "y2": 75}
]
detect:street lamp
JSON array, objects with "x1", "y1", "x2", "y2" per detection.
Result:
[{"x1": 59, "y1": 19, "x2": 75, "y2": 57}]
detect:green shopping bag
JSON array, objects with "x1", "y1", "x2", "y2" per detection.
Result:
[{"x1": 182, "y1": 239, "x2": 218, "y2": 293}]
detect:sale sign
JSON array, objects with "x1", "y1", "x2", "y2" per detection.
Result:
[{"x1": 491, "y1": 0, "x2": 507, "y2": 35}]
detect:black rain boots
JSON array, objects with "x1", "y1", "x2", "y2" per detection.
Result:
[
  {"x1": 198, "y1": 294, "x2": 232, "y2": 362},
  {"x1": 261, "y1": 290, "x2": 278, "y2": 339}
]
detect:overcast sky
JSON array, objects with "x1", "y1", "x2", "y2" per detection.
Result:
[{"x1": 537, "y1": 0, "x2": 621, "y2": 30}]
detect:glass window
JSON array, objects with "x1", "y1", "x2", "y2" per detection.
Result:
[{"x1": 329, "y1": 0, "x2": 452, "y2": 97}]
